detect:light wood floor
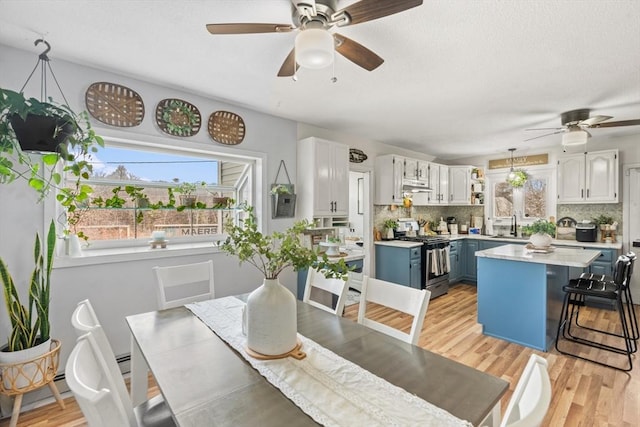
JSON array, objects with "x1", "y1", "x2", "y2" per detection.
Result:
[{"x1": 3, "y1": 283, "x2": 639, "y2": 426}]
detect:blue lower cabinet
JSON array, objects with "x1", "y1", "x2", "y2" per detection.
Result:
[
  {"x1": 449, "y1": 241, "x2": 462, "y2": 283},
  {"x1": 463, "y1": 240, "x2": 479, "y2": 282},
  {"x1": 375, "y1": 244, "x2": 422, "y2": 288}
]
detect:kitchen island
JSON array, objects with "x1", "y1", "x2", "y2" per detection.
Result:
[{"x1": 476, "y1": 244, "x2": 601, "y2": 351}]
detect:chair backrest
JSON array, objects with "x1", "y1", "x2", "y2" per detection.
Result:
[
  {"x1": 153, "y1": 260, "x2": 215, "y2": 309},
  {"x1": 357, "y1": 275, "x2": 430, "y2": 345},
  {"x1": 500, "y1": 354, "x2": 552, "y2": 427},
  {"x1": 303, "y1": 268, "x2": 349, "y2": 315},
  {"x1": 613, "y1": 255, "x2": 631, "y2": 288},
  {"x1": 625, "y1": 251, "x2": 636, "y2": 284},
  {"x1": 71, "y1": 300, "x2": 131, "y2": 418},
  {"x1": 66, "y1": 332, "x2": 137, "y2": 426}
]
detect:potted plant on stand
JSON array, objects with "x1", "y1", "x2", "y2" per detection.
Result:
[
  {"x1": 221, "y1": 206, "x2": 349, "y2": 357},
  {"x1": 523, "y1": 219, "x2": 556, "y2": 248},
  {"x1": 0, "y1": 221, "x2": 65, "y2": 425}
]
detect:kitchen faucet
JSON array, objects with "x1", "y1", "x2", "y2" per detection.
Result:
[{"x1": 511, "y1": 214, "x2": 517, "y2": 236}]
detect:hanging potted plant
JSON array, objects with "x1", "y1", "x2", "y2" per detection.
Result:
[
  {"x1": 220, "y1": 205, "x2": 349, "y2": 357},
  {"x1": 0, "y1": 221, "x2": 57, "y2": 388},
  {"x1": 506, "y1": 168, "x2": 528, "y2": 188}
]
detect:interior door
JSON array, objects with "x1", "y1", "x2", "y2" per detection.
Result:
[{"x1": 625, "y1": 166, "x2": 640, "y2": 302}]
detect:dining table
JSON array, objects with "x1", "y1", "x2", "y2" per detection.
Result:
[{"x1": 127, "y1": 296, "x2": 508, "y2": 427}]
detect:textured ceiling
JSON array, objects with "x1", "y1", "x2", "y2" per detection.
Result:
[{"x1": 0, "y1": 0, "x2": 639, "y2": 160}]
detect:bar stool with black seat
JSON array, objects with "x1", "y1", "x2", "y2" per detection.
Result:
[
  {"x1": 555, "y1": 254, "x2": 634, "y2": 371},
  {"x1": 572, "y1": 251, "x2": 638, "y2": 347}
]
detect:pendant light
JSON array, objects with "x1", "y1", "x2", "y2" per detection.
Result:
[
  {"x1": 506, "y1": 148, "x2": 528, "y2": 188},
  {"x1": 507, "y1": 148, "x2": 517, "y2": 180}
]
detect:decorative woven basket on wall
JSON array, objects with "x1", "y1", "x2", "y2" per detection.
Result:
[
  {"x1": 208, "y1": 110, "x2": 246, "y2": 145},
  {"x1": 85, "y1": 82, "x2": 144, "y2": 127},
  {"x1": 155, "y1": 98, "x2": 202, "y2": 137}
]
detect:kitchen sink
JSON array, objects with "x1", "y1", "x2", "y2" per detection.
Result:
[{"x1": 490, "y1": 235, "x2": 529, "y2": 241}]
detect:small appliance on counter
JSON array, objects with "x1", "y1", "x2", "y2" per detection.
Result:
[
  {"x1": 447, "y1": 217, "x2": 458, "y2": 235},
  {"x1": 556, "y1": 217, "x2": 577, "y2": 240},
  {"x1": 575, "y1": 221, "x2": 597, "y2": 242}
]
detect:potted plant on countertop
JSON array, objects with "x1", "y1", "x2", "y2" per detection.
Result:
[
  {"x1": 592, "y1": 214, "x2": 616, "y2": 231},
  {"x1": 0, "y1": 221, "x2": 58, "y2": 387},
  {"x1": 523, "y1": 219, "x2": 556, "y2": 248},
  {"x1": 383, "y1": 218, "x2": 398, "y2": 240},
  {"x1": 220, "y1": 205, "x2": 350, "y2": 357}
]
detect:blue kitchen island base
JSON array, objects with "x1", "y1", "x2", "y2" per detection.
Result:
[{"x1": 477, "y1": 257, "x2": 568, "y2": 351}]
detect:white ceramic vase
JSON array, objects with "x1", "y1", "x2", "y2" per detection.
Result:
[
  {"x1": 386, "y1": 228, "x2": 394, "y2": 239},
  {"x1": 529, "y1": 232, "x2": 552, "y2": 248},
  {"x1": 246, "y1": 278, "x2": 297, "y2": 356},
  {"x1": 66, "y1": 234, "x2": 82, "y2": 257}
]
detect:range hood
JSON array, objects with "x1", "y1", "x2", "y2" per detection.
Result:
[{"x1": 402, "y1": 180, "x2": 432, "y2": 192}]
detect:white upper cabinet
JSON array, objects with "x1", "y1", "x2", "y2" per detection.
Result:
[
  {"x1": 403, "y1": 158, "x2": 419, "y2": 181},
  {"x1": 426, "y1": 163, "x2": 449, "y2": 204},
  {"x1": 557, "y1": 149, "x2": 618, "y2": 204},
  {"x1": 448, "y1": 166, "x2": 473, "y2": 204},
  {"x1": 375, "y1": 154, "x2": 405, "y2": 205},
  {"x1": 297, "y1": 137, "x2": 350, "y2": 218}
]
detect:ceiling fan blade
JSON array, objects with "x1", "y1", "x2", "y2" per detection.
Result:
[
  {"x1": 589, "y1": 119, "x2": 640, "y2": 128},
  {"x1": 524, "y1": 127, "x2": 564, "y2": 131},
  {"x1": 580, "y1": 115, "x2": 613, "y2": 126},
  {"x1": 206, "y1": 23, "x2": 294, "y2": 34},
  {"x1": 334, "y1": 34, "x2": 384, "y2": 71},
  {"x1": 277, "y1": 48, "x2": 298, "y2": 77},
  {"x1": 334, "y1": 0, "x2": 423, "y2": 26},
  {"x1": 523, "y1": 130, "x2": 565, "y2": 142}
]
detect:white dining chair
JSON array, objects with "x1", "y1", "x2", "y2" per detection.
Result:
[
  {"x1": 303, "y1": 268, "x2": 349, "y2": 315},
  {"x1": 153, "y1": 260, "x2": 215, "y2": 309},
  {"x1": 357, "y1": 275, "x2": 430, "y2": 345},
  {"x1": 500, "y1": 354, "x2": 552, "y2": 427},
  {"x1": 66, "y1": 331, "x2": 175, "y2": 427}
]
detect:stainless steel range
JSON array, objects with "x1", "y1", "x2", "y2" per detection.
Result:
[{"x1": 398, "y1": 235, "x2": 450, "y2": 299}]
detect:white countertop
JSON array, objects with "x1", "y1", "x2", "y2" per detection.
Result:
[
  {"x1": 475, "y1": 244, "x2": 602, "y2": 267},
  {"x1": 374, "y1": 240, "x2": 423, "y2": 249},
  {"x1": 447, "y1": 234, "x2": 622, "y2": 250},
  {"x1": 321, "y1": 248, "x2": 365, "y2": 262}
]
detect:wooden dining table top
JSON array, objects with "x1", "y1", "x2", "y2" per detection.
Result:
[{"x1": 126, "y1": 298, "x2": 508, "y2": 426}]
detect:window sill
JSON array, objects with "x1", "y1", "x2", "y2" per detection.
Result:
[{"x1": 54, "y1": 241, "x2": 222, "y2": 268}]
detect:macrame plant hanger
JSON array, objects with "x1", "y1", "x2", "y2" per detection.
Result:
[{"x1": 271, "y1": 160, "x2": 296, "y2": 218}]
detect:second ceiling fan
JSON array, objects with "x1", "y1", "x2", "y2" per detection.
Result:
[
  {"x1": 206, "y1": 0, "x2": 423, "y2": 77},
  {"x1": 525, "y1": 108, "x2": 640, "y2": 146}
]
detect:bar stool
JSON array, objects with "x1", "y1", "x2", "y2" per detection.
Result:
[
  {"x1": 555, "y1": 255, "x2": 634, "y2": 371},
  {"x1": 573, "y1": 252, "x2": 638, "y2": 346}
]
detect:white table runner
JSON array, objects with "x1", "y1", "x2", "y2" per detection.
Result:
[{"x1": 186, "y1": 297, "x2": 471, "y2": 427}]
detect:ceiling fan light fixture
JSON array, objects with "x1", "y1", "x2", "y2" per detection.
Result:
[
  {"x1": 562, "y1": 129, "x2": 589, "y2": 147},
  {"x1": 295, "y1": 28, "x2": 334, "y2": 69}
]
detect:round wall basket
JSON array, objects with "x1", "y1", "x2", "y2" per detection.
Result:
[
  {"x1": 208, "y1": 110, "x2": 246, "y2": 145},
  {"x1": 155, "y1": 98, "x2": 201, "y2": 137},
  {"x1": 85, "y1": 82, "x2": 144, "y2": 127}
]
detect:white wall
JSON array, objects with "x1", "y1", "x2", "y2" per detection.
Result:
[{"x1": 0, "y1": 44, "x2": 299, "y2": 375}]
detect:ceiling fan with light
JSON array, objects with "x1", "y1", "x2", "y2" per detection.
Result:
[
  {"x1": 524, "y1": 108, "x2": 640, "y2": 147},
  {"x1": 205, "y1": 0, "x2": 423, "y2": 77}
]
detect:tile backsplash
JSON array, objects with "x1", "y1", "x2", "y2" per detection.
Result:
[{"x1": 373, "y1": 202, "x2": 623, "y2": 237}]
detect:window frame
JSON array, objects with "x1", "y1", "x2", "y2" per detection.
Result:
[
  {"x1": 46, "y1": 131, "x2": 265, "y2": 263},
  {"x1": 486, "y1": 165, "x2": 557, "y2": 227}
]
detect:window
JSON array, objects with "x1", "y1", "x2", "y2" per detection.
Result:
[
  {"x1": 61, "y1": 141, "x2": 255, "y2": 247},
  {"x1": 487, "y1": 166, "x2": 556, "y2": 225}
]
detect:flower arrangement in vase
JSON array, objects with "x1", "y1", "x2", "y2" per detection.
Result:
[{"x1": 221, "y1": 205, "x2": 349, "y2": 356}]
